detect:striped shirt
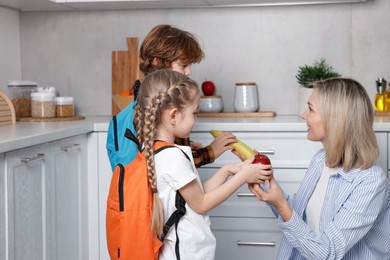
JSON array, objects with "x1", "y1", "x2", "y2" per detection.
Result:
[{"x1": 271, "y1": 149, "x2": 390, "y2": 260}]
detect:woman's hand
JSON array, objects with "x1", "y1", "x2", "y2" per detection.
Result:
[{"x1": 248, "y1": 178, "x2": 292, "y2": 221}]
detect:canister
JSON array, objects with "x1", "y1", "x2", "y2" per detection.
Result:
[
  {"x1": 37, "y1": 86, "x2": 57, "y2": 96},
  {"x1": 55, "y1": 96, "x2": 74, "y2": 117},
  {"x1": 234, "y1": 82, "x2": 259, "y2": 112},
  {"x1": 31, "y1": 92, "x2": 56, "y2": 118},
  {"x1": 7, "y1": 80, "x2": 37, "y2": 117}
]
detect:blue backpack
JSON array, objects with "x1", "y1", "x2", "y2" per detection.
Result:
[{"x1": 106, "y1": 80, "x2": 142, "y2": 170}]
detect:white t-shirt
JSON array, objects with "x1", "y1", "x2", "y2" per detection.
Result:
[
  {"x1": 306, "y1": 166, "x2": 338, "y2": 231},
  {"x1": 155, "y1": 144, "x2": 216, "y2": 260}
]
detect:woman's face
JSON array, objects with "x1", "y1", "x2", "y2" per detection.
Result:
[{"x1": 300, "y1": 89, "x2": 325, "y2": 142}]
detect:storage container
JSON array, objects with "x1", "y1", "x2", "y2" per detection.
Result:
[
  {"x1": 7, "y1": 80, "x2": 37, "y2": 117},
  {"x1": 55, "y1": 97, "x2": 74, "y2": 117},
  {"x1": 31, "y1": 92, "x2": 56, "y2": 118}
]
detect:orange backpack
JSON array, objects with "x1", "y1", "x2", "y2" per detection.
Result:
[{"x1": 106, "y1": 141, "x2": 187, "y2": 260}]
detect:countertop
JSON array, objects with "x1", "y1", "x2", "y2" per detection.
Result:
[{"x1": 1, "y1": 115, "x2": 390, "y2": 153}]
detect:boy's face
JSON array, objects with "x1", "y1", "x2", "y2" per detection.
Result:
[{"x1": 170, "y1": 60, "x2": 192, "y2": 76}]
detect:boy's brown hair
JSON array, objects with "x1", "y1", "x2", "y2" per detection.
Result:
[{"x1": 139, "y1": 24, "x2": 205, "y2": 75}]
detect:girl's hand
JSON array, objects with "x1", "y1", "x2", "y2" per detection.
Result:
[
  {"x1": 238, "y1": 157, "x2": 273, "y2": 184},
  {"x1": 221, "y1": 161, "x2": 246, "y2": 176}
]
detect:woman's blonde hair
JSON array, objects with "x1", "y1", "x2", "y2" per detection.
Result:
[
  {"x1": 314, "y1": 78, "x2": 378, "y2": 171},
  {"x1": 139, "y1": 24, "x2": 205, "y2": 75},
  {"x1": 133, "y1": 70, "x2": 199, "y2": 238}
]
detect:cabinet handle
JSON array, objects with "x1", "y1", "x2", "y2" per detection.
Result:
[
  {"x1": 61, "y1": 143, "x2": 80, "y2": 152},
  {"x1": 237, "y1": 192, "x2": 255, "y2": 197},
  {"x1": 237, "y1": 240, "x2": 275, "y2": 247},
  {"x1": 257, "y1": 150, "x2": 275, "y2": 155},
  {"x1": 20, "y1": 153, "x2": 45, "y2": 163}
]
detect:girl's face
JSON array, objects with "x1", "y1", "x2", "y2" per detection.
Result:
[
  {"x1": 300, "y1": 89, "x2": 325, "y2": 142},
  {"x1": 170, "y1": 60, "x2": 192, "y2": 76},
  {"x1": 173, "y1": 92, "x2": 200, "y2": 139}
]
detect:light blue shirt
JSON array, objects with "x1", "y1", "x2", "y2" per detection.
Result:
[{"x1": 270, "y1": 149, "x2": 390, "y2": 260}]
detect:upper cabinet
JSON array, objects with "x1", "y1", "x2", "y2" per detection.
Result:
[{"x1": 0, "y1": 0, "x2": 368, "y2": 12}]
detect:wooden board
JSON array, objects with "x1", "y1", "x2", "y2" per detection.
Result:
[
  {"x1": 375, "y1": 111, "x2": 390, "y2": 116},
  {"x1": 17, "y1": 116, "x2": 85, "y2": 122},
  {"x1": 112, "y1": 37, "x2": 143, "y2": 116},
  {"x1": 198, "y1": 111, "x2": 276, "y2": 118},
  {"x1": 0, "y1": 91, "x2": 16, "y2": 126}
]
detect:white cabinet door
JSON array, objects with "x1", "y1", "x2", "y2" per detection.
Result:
[
  {"x1": 5, "y1": 143, "x2": 49, "y2": 260},
  {"x1": 97, "y1": 132, "x2": 111, "y2": 260},
  {"x1": 0, "y1": 153, "x2": 5, "y2": 260},
  {"x1": 48, "y1": 135, "x2": 88, "y2": 260}
]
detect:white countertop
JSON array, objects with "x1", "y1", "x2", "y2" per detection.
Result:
[{"x1": 1, "y1": 115, "x2": 390, "y2": 153}]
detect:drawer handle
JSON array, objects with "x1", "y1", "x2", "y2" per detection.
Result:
[
  {"x1": 237, "y1": 240, "x2": 275, "y2": 247},
  {"x1": 20, "y1": 153, "x2": 45, "y2": 163},
  {"x1": 258, "y1": 150, "x2": 275, "y2": 155},
  {"x1": 61, "y1": 143, "x2": 80, "y2": 152},
  {"x1": 237, "y1": 192, "x2": 255, "y2": 197}
]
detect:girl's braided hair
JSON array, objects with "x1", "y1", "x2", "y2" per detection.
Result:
[{"x1": 134, "y1": 69, "x2": 199, "y2": 237}]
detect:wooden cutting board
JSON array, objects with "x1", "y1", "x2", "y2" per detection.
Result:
[
  {"x1": 198, "y1": 111, "x2": 276, "y2": 118},
  {"x1": 112, "y1": 37, "x2": 143, "y2": 116},
  {"x1": 0, "y1": 91, "x2": 16, "y2": 126},
  {"x1": 375, "y1": 111, "x2": 390, "y2": 116}
]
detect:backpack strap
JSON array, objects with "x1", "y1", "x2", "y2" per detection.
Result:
[
  {"x1": 124, "y1": 128, "x2": 141, "y2": 151},
  {"x1": 154, "y1": 142, "x2": 189, "y2": 260},
  {"x1": 113, "y1": 115, "x2": 119, "y2": 151}
]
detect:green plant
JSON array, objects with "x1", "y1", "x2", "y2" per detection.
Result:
[{"x1": 296, "y1": 58, "x2": 341, "y2": 88}]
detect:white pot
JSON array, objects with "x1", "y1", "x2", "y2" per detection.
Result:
[{"x1": 299, "y1": 87, "x2": 313, "y2": 114}]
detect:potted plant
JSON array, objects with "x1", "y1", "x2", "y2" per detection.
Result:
[{"x1": 296, "y1": 58, "x2": 341, "y2": 112}]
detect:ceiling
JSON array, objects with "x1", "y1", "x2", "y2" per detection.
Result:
[{"x1": 0, "y1": 0, "x2": 368, "y2": 12}]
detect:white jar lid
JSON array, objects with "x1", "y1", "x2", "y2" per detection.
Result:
[
  {"x1": 37, "y1": 86, "x2": 56, "y2": 93},
  {"x1": 8, "y1": 80, "x2": 37, "y2": 88},
  {"x1": 55, "y1": 96, "x2": 74, "y2": 105},
  {"x1": 31, "y1": 92, "x2": 56, "y2": 101}
]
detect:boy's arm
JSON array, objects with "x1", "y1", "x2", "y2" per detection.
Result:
[{"x1": 175, "y1": 137, "x2": 215, "y2": 167}]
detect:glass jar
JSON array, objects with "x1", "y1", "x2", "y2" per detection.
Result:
[
  {"x1": 37, "y1": 86, "x2": 57, "y2": 96},
  {"x1": 31, "y1": 92, "x2": 56, "y2": 118},
  {"x1": 55, "y1": 96, "x2": 74, "y2": 117},
  {"x1": 234, "y1": 82, "x2": 259, "y2": 112},
  {"x1": 7, "y1": 80, "x2": 37, "y2": 117}
]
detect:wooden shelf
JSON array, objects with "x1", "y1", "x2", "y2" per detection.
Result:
[{"x1": 198, "y1": 111, "x2": 276, "y2": 118}]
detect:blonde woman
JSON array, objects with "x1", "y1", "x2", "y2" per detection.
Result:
[{"x1": 250, "y1": 78, "x2": 390, "y2": 259}]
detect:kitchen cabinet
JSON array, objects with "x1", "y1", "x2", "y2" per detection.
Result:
[
  {"x1": 2, "y1": 134, "x2": 88, "y2": 260},
  {"x1": 87, "y1": 132, "x2": 112, "y2": 260},
  {"x1": 191, "y1": 131, "x2": 388, "y2": 260},
  {"x1": 0, "y1": 153, "x2": 5, "y2": 260}
]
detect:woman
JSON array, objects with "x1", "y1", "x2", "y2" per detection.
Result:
[{"x1": 249, "y1": 78, "x2": 390, "y2": 259}]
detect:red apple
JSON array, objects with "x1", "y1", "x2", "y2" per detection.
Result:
[
  {"x1": 252, "y1": 153, "x2": 271, "y2": 165},
  {"x1": 202, "y1": 81, "x2": 215, "y2": 96}
]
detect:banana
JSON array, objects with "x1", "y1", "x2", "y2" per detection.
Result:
[{"x1": 210, "y1": 130, "x2": 256, "y2": 159}]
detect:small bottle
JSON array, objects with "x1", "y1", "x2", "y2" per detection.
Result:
[{"x1": 375, "y1": 78, "x2": 386, "y2": 112}]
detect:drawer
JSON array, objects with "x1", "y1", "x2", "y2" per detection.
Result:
[
  {"x1": 198, "y1": 168, "x2": 306, "y2": 218},
  {"x1": 191, "y1": 132, "x2": 323, "y2": 168},
  {"x1": 211, "y1": 217, "x2": 282, "y2": 260}
]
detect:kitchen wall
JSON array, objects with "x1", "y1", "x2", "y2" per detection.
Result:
[
  {"x1": 1, "y1": 0, "x2": 390, "y2": 116},
  {"x1": 0, "y1": 7, "x2": 21, "y2": 88}
]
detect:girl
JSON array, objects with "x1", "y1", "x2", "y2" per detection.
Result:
[
  {"x1": 134, "y1": 70, "x2": 273, "y2": 260},
  {"x1": 249, "y1": 78, "x2": 390, "y2": 259}
]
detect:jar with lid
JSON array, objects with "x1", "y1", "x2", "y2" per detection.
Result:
[
  {"x1": 234, "y1": 82, "x2": 259, "y2": 112},
  {"x1": 7, "y1": 80, "x2": 37, "y2": 118},
  {"x1": 55, "y1": 97, "x2": 74, "y2": 117},
  {"x1": 31, "y1": 92, "x2": 56, "y2": 118},
  {"x1": 37, "y1": 86, "x2": 57, "y2": 96}
]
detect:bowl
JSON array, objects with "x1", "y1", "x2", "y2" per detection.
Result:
[{"x1": 199, "y1": 95, "x2": 223, "y2": 113}]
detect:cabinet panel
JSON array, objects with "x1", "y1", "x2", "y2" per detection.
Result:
[
  {"x1": 0, "y1": 153, "x2": 5, "y2": 260},
  {"x1": 48, "y1": 135, "x2": 88, "y2": 260},
  {"x1": 6, "y1": 144, "x2": 49, "y2": 260},
  {"x1": 199, "y1": 168, "x2": 305, "y2": 218},
  {"x1": 191, "y1": 132, "x2": 323, "y2": 168},
  {"x1": 211, "y1": 217, "x2": 282, "y2": 260}
]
